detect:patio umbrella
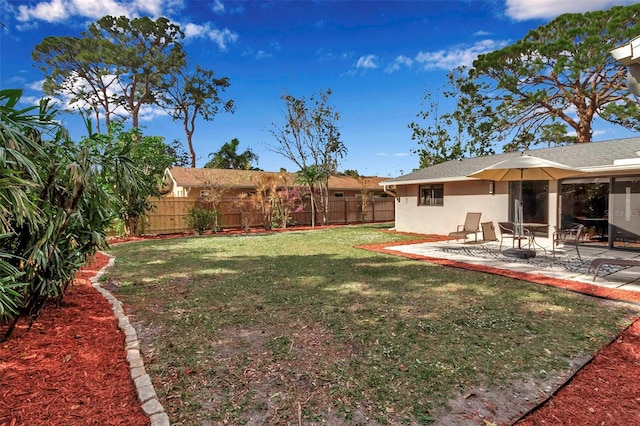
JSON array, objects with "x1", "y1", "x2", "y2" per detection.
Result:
[
  {"x1": 467, "y1": 155, "x2": 580, "y2": 182},
  {"x1": 467, "y1": 155, "x2": 581, "y2": 252}
]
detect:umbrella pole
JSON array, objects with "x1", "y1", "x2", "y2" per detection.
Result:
[{"x1": 518, "y1": 169, "x2": 523, "y2": 248}]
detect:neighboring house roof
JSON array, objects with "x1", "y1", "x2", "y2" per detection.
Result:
[
  {"x1": 381, "y1": 137, "x2": 640, "y2": 186},
  {"x1": 165, "y1": 167, "x2": 389, "y2": 191}
]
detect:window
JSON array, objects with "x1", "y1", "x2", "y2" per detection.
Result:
[
  {"x1": 334, "y1": 192, "x2": 344, "y2": 197},
  {"x1": 418, "y1": 184, "x2": 443, "y2": 206}
]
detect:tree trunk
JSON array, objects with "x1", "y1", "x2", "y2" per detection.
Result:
[
  {"x1": 125, "y1": 216, "x2": 139, "y2": 237},
  {"x1": 187, "y1": 132, "x2": 196, "y2": 168},
  {"x1": 576, "y1": 115, "x2": 593, "y2": 143},
  {"x1": 309, "y1": 188, "x2": 316, "y2": 229},
  {"x1": 184, "y1": 114, "x2": 197, "y2": 168}
]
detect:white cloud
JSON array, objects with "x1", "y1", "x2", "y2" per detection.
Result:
[
  {"x1": 241, "y1": 47, "x2": 273, "y2": 60},
  {"x1": 138, "y1": 103, "x2": 169, "y2": 122},
  {"x1": 211, "y1": 0, "x2": 225, "y2": 14},
  {"x1": 182, "y1": 22, "x2": 238, "y2": 50},
  {"x1": 505, "y1": 0, "x2": 638, "y2": 21},
  {"x1": 415, "y1": 39, "x2": 510, "y2": 70},
  {"x1": 385, "y1": 55, "x2": 413, "y2": 74},
  {"x1": 7, "y1": 75, "x2": 27, "y2": 85},
  {"x1": 71, "y1": 0, "x2": 130, "y2": 20},
  {"x1": 15, "y1": 0, "x2": 184, "y2": 24},
  {"x1": 28, "y1": 73, "x2": 169, "y2": 126},
  {"x1": 271, "y1": 41, "x2": 282, "y2": 51},
  {"x1": 130, "y1": 0, "x2": 168, "y2": 16},
  {"x1": 316, "y1": 48, "x2": 353, "y2": 62},
  {"x1": 356, "y1": 54, "x2": 378, "y2": 69},
  {"x1": 23, "y1": 95, "x2": 43, "y2": 106},
  {"x1": 255, "y1": 50, "x2": 272, "y2": 59},
  {"x1": 27, "y1": 79, "x2": 45, "y2": 91},
  {"x1": 473, "y1": 30, "x2": 491, "y2": 37},
  {"x1": 17, "y1": 0, "x2": 69, "y2": 23}
]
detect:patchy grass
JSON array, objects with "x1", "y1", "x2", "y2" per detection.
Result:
[{"x1": 106, "y1": 224, "x2": 639, "y2": 425}]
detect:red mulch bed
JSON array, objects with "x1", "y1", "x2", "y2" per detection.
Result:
[
  {"x1": 0, "y1": 253, "x2": 149, "y2": 426},
  {"x1": 1, "y1": 229, "x2": 639, "y2": 425}
]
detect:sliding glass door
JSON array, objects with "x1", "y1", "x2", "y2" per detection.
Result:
[
  {"x1": 560, "y1": 178, "x2": 609, "y2": 243},
  {"x1": 610, "y1": 176, "x2": 640, "y2": 249},
  {"x1": 560, "y1": 176, "x2": 640, "y2": 250},
  {"x1": 509, "y1": 180, "x2": 549, "y2": 224}
]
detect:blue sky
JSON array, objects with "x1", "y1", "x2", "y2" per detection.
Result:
[{"x1": 1, "y1": 0, "x2": 638, "y2": 177}]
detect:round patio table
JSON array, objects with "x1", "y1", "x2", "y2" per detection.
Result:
[{"x1": 523, "y1": 222, "x2": 549, "y2": 254}]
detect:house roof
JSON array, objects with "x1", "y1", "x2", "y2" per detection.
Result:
[
  {"x1": 166, "y1": 167, "x2": 388, "y2": 191},
  {"x1": 610, "y1": 36, "x2": 640, "y2": 66},
  {"x1": 381, "y1": 137, "x2": 640, "y2": 186}
]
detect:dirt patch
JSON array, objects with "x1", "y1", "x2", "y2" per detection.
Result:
[
  {"x1": 192, "y1": 321, "x2": 367, "y2": 425},
  {"x1": 434, "y1": 355, "x2": 591, "y2": 425}
]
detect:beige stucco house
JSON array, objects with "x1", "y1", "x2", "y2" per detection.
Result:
[{"x1": 380, "y1": 137, "x2": 640, "y2": 250}]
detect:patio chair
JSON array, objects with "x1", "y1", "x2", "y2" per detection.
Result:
[
  {"x1": 498, "y1": 222, "x2": 531, "y2": 250},
  {"x1": 481, "y1": 221, "x2": 498, "y2": 242},
  {"x1": 552, "y1": 224, "x2": 585, "y2": 260},
  {"x1": 448, "y1": 212, "x2": 482, "y2": 242}
]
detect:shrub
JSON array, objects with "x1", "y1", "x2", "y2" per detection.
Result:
[
  {"x1": 1, "y1": 89, "x2": 114, "y2": 338},
  {"x1": 184, "y1": 206, "x2": 219, "y2": 235}
]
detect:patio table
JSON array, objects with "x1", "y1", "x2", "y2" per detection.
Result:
[{"x1": 523, "y1": 223, "x2": 549, "y2": 254}]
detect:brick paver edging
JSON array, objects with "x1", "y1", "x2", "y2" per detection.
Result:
[{"x1": 90, "y1": 253, "x2": 170, "y2": 426}]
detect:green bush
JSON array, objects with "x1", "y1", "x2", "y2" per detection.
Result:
[
  {"x1": 1, "y1": 89, "x2": 114, "y2": 335},
  {"x1": 184, "y1": 206, "x2": 220, "y2": 235}
]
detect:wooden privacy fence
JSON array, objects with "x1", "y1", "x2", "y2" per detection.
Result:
[{"x1": 140, "y1": 197, "x2": 395, "y2": 235}]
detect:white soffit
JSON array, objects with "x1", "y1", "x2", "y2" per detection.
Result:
[{"x1": 611, "y1": 36, "x2": 640, "y2": 65}]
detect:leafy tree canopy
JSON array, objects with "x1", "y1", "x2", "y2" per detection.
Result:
[
  {"x1": 409, "y1": 80, "x2": 468, "y2": 169},
  {"x1": 162, "y1": 65, "x2": 234, "y2": 167},
  {"x1": 339, "y1": 169, "x2": 361, "y2": 178},
  {"x1": 269, "y1": 88, "x2": 345, "y2": 224},
  {"x1": 411, "y1": 3, "x2": 640, "y2": 168},
  {"x1": 465, "y1": 3, "x2": 640, "y2": 151},
  {"x1": 83, "y1": 121, "x2": 189, "y2": 236},
  {"x1": 33, "y1": 15, "x2": 186, "y2": 131},
  {"x1": 204, "y1": 138, "x2": 259, "y2": 170}
]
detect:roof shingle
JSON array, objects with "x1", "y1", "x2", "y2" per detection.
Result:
[
  {"x1": 382, "y1": 137, "x2": 640, "y2": 184},
  {"x1": 167, "y1": 167, "x2": 389, "y2": 191}
]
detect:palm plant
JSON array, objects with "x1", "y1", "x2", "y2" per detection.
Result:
[
  {"x1": 0, "y1": 89, "x2": 115, "y2": 340},
  {"x1": 295, "y1": 165, "x2": 326, "y2": 229},
  {"x1": 0, "y1": 89, "x2": 46, "y2": 321}
]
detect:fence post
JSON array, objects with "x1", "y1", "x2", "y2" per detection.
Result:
[
  {"x1": 371, "y1": 199, "x2": 375, "y2": 222},
  {"x1": 344, "y1": 199, "x2": 348, "y2": 224}
]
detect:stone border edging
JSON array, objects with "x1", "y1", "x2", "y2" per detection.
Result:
[{"x1": 89, "y1": 252, "x2": 170, "y2": 426}]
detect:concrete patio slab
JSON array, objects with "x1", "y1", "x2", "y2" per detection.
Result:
[{"x1": 386, "y1": 238, "x2": 640, "y2": 293}]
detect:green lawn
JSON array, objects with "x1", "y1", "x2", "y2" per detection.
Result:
[{"x1": 105, "y1": 224, "x2": 639, "y2": 425}]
